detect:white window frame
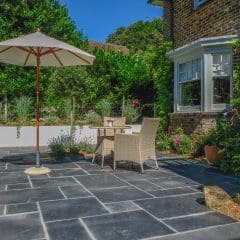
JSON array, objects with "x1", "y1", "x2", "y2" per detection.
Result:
[
  {"x1": 210, "y1": 51, "x2": 233, "y2": 111},
  {"x1": 176, "y1": 57, "x2": 202, "y2": 112},
  {"x1": 194, "y1": 0, "x2": 209, "y2": 9}
]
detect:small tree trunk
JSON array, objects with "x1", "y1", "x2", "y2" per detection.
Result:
[
  {"x1": 121, "y1": 95, "x2": 125, "y2": 117},
  {"x1": 70, "y1": 96, "x2": 75, "y2": 150},
  {"x1": 4, "y1": 94, "x2": 8, "y2": 122}
]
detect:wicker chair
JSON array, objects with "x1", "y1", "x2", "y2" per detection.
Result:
[
  {"x1": 92, "y1": 117, "x2": 126, "y2": 168},
  {"x1": 113, "y1": 117, "x2": 160, "y2": 173}
]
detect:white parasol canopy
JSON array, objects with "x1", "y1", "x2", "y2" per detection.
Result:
[{"x1": 0, "y1": 31, "x2": 95, "y2": 174}]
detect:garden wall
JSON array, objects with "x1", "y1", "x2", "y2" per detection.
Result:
[
  {"x1": 169, "y1": 112, "x2": 222, "y2": 137},
  {"x1": 0, "y1": 125, "x2": 141, "y2": 147}
]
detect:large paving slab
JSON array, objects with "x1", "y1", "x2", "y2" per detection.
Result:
[
  {"x1": 0, "y1": 187, "x2": 64, "y2": 205},
  {"x1": 46, "y1": 219, "x2": 91, "y2": 240},
  {"x1": 0, "y1": 171, "x2": 29, "y2": 184},
  {"x1": 91, "y1": 186, "x2": 152, "y2": 203},
  {"x1": 149, "y1": 187, "x2": 198, "y2": 197},
  {"x1": 0, "y1": 213, "x2": 45, "y2": 240},
  {"x1": 83, "y1": 210, "x2": 174, "y2": 240},
  {"x1": 75, "y1": 173, "x2": 128, "y2": 190},
  {"x1": 31, "y1": 176, "x2": 78, "y2": 188},
  {"x1": 49, "y1": 168, "x2": 87, "y2": 177},
  {"x1": 39, "y1": 197, "x2": 109, "y2": 221},
  {"x1": 60, "y1": 185, "x2": 91, "y2": 198},
  {"x1": 6, "y1": 202, "x2": 38, "y2": 215},
  {"x1": 134, "y1": 193, "x2": 208, "y2": 219},
  {"x1": 157, "y1": 222, "x2": 240, "y2": 240},
  {"x1": 163, "y1": 212, "x2": 237, "y2": 232}
]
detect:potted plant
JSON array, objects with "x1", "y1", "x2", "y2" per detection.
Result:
[{"x1": 204, "y1": 130, "x2": 221, "y2": 166}]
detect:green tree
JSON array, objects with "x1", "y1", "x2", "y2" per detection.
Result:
[
  {"x1": 48, "y1": 66, "x2": 97, "y2": 146},
  {"x1": 0, "y1": 0, "x2": 87, "y2": 120},
  {"x1": 107, "y1": 19, "x2": 164, "y2": 52}
]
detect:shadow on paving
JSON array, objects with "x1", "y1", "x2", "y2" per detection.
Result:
[{"x1": 156, "y1": 153, "x2": 240, "y2": 197}]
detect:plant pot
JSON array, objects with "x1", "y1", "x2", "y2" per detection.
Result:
[{"x1": 204, "y1": 145, "x2": 221, "y2": 166}]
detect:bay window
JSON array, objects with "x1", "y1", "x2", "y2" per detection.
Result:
[
  {"x1": 178, "y1": 58, "x2": 201, "y2": 107},
  {"x1": 212, "y1": 53, "x2": 231, "y2": 104}
]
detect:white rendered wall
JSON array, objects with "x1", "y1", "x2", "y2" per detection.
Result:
[{"x1": 0, "y1": 125, "x2": 141, "y2": 147}]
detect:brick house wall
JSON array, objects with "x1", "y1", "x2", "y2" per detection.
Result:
[
  {"x1": 161, "y1": 0, "x2": 240, "y2": 136},
  {"x1": 164, "y1": 0, "x2": 240, "y2": 48}
]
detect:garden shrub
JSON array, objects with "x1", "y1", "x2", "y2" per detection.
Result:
[
  {"x1": 95, "y1": 99, "x2": 112, "y2": 117},
  {"x1": 122, "y1": 105, "x2": 140, "y2": 124},
  {"x1": 156, "y1": 132, "x2": 172, "y2": 151},
  {"x1": 171, "y1": 128, "x2": 193, "y2": 154},
  {"x1": 78, "y1": 137, "x2": 95, "y2": 154},
  {"x1": 15, "y1": 96, "x2": 33, "y2": 122},
  {"x1": 84, "y1": 111, "x2": 102, "y2": 125},
  {"x1": 48, "y1": 134, "x2": 70, "y2": 156}
]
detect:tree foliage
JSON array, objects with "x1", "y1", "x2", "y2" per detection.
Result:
[{"x1": 107, "y1": 19, "x2": 164, "y2": 52}]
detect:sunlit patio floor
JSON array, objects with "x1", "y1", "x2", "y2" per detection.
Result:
[{"x1": 0, "y1": 147, "x2": 240, "y2": 240}]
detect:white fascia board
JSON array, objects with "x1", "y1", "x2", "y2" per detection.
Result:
[{"x1": 167, "y1": 34, "x2": 239, "y2": 60}]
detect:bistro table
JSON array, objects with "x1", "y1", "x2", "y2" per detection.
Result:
[{"x1": 90, "y1": 125, "x2": 132, "y2": 168}]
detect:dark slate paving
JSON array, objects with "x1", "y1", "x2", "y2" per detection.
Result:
[
  {"x1": 149, "y1": 187, "x2": 198, "y2": 197},
  {"x1": 31, "y1": 177, "x2": 78, "y2": 188},
  {"x1": 43, "y1": 162, "x2": 78, "y2": 169},
  {"x1": 49, "y1": 168, "x2": 87, "y2": 177},
  {"x1": 105, "y1": 201, "x2": 140, "y2": 213},
  {"x1": 128, "y1": 179, "x2": 163, "y2": 191},
  {"x1": 0, "y1": 187, "x2": 64, "y2": 205},
  {"x1": 75, "y1": 174, "x2": 128, "y2": 190},
  {"x1": 80, "y1": 164, "x2": 113, "y2": 173},
  {"x1": 164, "y1": 212, "x2": 237, "y2": 232},
  {"x1": 6, "y1": 202, "x2": 38, "y2": 215},
  {"x1": 60, "y1": 185, "x2": 91, "y2": 198},
  {"x1": 46, "y1": 219, "x2": 91, "y2": 240},
  {"x1": 0, "y1": 171, "x2": 29, "y2": 184},
  {"x1": 134, "y1": 193, "x2": 208, "y2": 219},
  {"x1": 149, "y1": 176, "x2": 199, "y2": 189},
  {"x1": 158, "y1": 222, "x2": 240, "y2": 240},
  {"x1": 40, "y1": 197, "x2": 108, "y2": 222},
  {"x1": 91, "y1": 186, "x2": 152, "y2": 203},
  {"x1": 0, "y1": 213, "x2": 45, "y2": 240},
  {"x1": 7, "y1": 182, "x2": 31, "y2": 190},
  {"x1": 0, "y1": 205, "x2": 4, "y2": 215},
  {"x1": 83, "y1": 210, "x2": 174, "y2": 240},
  {"x1": 114, "y1": 170, "x2": 176, "y2": 181}
]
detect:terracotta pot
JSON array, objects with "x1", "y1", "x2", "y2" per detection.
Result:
[{"x1": 204, "y1": 145, "x2": 221, "y2": 166}]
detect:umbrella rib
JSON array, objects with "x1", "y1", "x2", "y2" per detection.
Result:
[
  {"x1": 0, "y1": 46, "x2": 12, "y2": 54},
  {"x1": 24, "y1": 51, "x2": 31, "y2": 66},
  {"x1": 16, "y1": 46, "x2": 35, "y2": 55},
  {"x1": 52, "y1": 52, "x2": 64, "y2": 66},
  {"x1": 67, "y1": 50, "x2": 92, "y2": 64},
  {"x1": 41, "y1": 48, "x2": 61, "y2": 56}
]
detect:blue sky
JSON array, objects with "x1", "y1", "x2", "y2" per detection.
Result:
[{"x1": 59, "y1": 0, "x2": 163, "y2": 42}]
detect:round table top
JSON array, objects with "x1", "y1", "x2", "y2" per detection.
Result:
[{"x1": 89, "y1": 125, "x2": 131, "y2": 129}]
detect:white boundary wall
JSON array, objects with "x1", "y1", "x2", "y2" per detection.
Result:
[{"x1": 0, "y1": 125, "x2": 141, "y2": 147}]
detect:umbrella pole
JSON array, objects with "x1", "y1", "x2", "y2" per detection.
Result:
[{"x1": 36, "y1": 52, "x2": 40, "y2": 167}]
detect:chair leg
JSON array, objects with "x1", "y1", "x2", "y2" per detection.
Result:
[
  {"x1": 113, "y1": 159, "x2": 116, "y2": 171},
  {"x1": 155, "y1": 159, "x2": 159, "y2": 169},
  {"x1": 92, "y1": 154, "x2": 95, "y2": 164},
  {"x1": 101, "y1": 155, "x2": 105, "y2": 168},
  {"x1": 140, "y1": 163, "x2": 144, "y2": 174}
]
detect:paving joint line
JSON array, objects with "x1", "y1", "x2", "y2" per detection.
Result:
[
  {"x1": 79, "y1": 218, "x2": 97, "y2": 240},
  {"x1": 37, "y1": 202, "x2": 50, "y2": 240},
  {"x1": 72, "y1": 176, "x2": 112, "y2": 213},
  {"x1": 113, "y1": 174, "x2": 156, "y2": 198},
  {"x1": 58, "y1": 186, "x2": 67, "y2": 199},
  {"x1": 27, "y1": 174, "x2": 33, "y2": 188}
]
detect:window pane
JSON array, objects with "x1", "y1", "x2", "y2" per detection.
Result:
[
  {"x1": 213, "y1": 76, "x2": 230, "y2": 104},
  {"x1": 181, "y1": 81, "x2": 201, "y2": 106}
]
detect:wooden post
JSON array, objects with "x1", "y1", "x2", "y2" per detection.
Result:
[
  {"x1": 36, "y1": 48, "x2": 41, "y2": 167},
  {"x1": 4, "y1": 94, "x2": 8, "y2": 121}
]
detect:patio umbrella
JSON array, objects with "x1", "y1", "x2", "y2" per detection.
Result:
[{"x1": 0, "y1": 30, "x2": 95, "y2": 175}]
